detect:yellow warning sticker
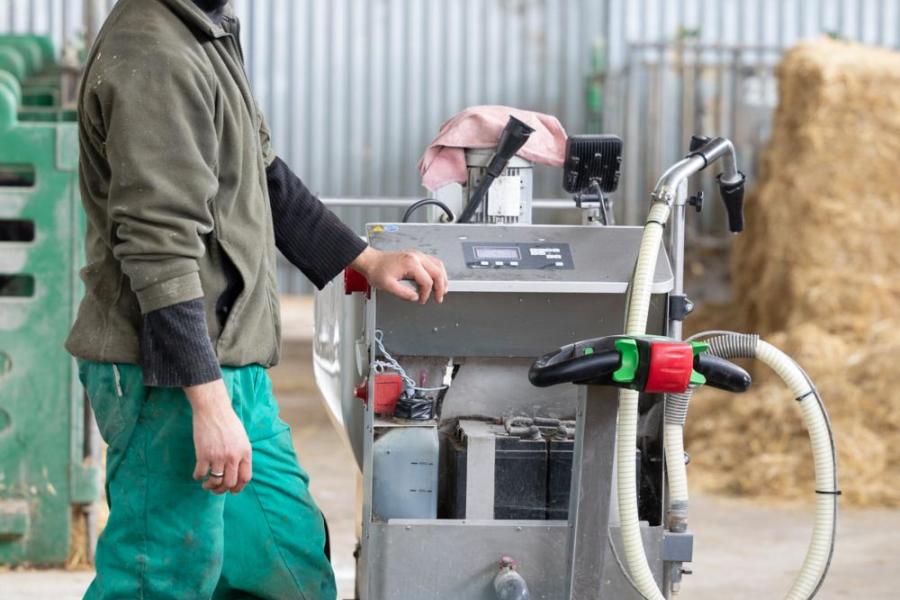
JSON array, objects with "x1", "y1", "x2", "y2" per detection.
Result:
[{"x1": 371, "y1": 225, "x2": 385, "y2": 233}]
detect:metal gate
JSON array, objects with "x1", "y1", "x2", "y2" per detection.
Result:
[{"x1": 605, "y1": 40, "x2": 782, "y2": 233}]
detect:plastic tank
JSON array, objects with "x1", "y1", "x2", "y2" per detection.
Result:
[{"x1": 372, "y1": 427, "x2": 439, "y2": 520}]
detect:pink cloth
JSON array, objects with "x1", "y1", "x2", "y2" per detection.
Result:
[{"x1": 418, "y1": 105, "x2": 568, "y2": 191}]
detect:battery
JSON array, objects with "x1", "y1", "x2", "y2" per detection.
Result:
[
  {"x1": 494, "y1": 435, "x2": 547, "y2": 520},
  {"x1": 441, "y1": 432, "x2": 548, "y2": 520},
  {"x1": 547, "y1": 439, "x2": 574, "y2": 520}
]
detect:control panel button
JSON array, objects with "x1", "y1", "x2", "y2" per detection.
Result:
[
  {"x1": 555, "y1": 261, "x2": 565, "y2": 267},
  {"x1": 510, "y1": 261, "x2": 519, "y2": 267},
  {"x1": 495, "y1": 261, "x2": 505, "y2": 266},
  {"x1": 480, "y1": 261, "x2": 490, "y2": 266}
]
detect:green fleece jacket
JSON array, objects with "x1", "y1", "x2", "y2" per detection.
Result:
[{"x1": 66, "y1": 0, "x2": 285, "y2": 367}]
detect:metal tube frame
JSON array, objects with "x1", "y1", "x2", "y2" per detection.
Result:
[
  {"x1": 656, "y1": 137, "x2": 740, "y2": 341},
  {"x1": 321, "y1": 197, "x2": 582, "y2": 211},
  {"x1": 565, "y1": 387, "x2": 619, "y2": 599},
  {"x1": 668, "y1": 180, "x2": 688, "y2": 341}
]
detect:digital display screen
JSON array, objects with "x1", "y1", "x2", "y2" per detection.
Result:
[{"x1": 474, "y1": 246, "x2": 521, "y2": 260}]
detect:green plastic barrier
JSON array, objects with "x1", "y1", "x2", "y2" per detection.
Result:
[
  {"x1": 0, "y1": 37, "x2": 44, "y2": 75},
  {"x1": 0, "y1": 70, "x2": 98, "y2": 566},
  {"x1": 0, "y1": 44, "x2": 58, "y2": 108},
  {"x1": 0, "y1": 48, "x2": 26, "y2": 82},
  {"x1": 0, "y1": 70, "x2": 22, "y2": 105},
  {"x1": 0, "y1": 35, "x2": 54, "y2": 64}
]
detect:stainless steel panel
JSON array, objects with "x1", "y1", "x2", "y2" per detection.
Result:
[
  {"x1": 567, "y1": 386, "x2": 618, "y2": 599},
  {"x1": 312, "y1": 276, "x2": 367, "y2": 466},
  {"x1": 361, "y1": 520, "x2": 666, "y2": 600},
  {"x1": 364, "y1": 521, "x2": 569, "y2": 600},
  {"x1": 375, "y1": 291, "x2": 669, "y2": 358},
  {"x1": 366, "y1": 224, "x2": 674, "y2": 294},
  {"x1": 439, "y1": 359, "x2": 577, "y2": 421}
]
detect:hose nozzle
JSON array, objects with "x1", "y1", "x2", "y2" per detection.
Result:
[
  {"x1": 486, "y1": 116, "x2": 536, "y2": 178},
  {"x1": 717, "y1": 172, "x2": 746, "y2": 233},
  {"x1": 457, "y1": 116, "x2": 536, "y2": 223},
  {"x1": 688, "y1": 135, "x2": 746, "y2": 233}
]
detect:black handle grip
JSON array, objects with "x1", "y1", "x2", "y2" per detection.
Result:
[
  {"x1": 717, "y1": 172, "x2": 746, "y2": 234},
  {"x1": 529, "y1": 347, "x2": 620, "y2": 388},
  {"x1": 689, "y1": 135, "x2": 712, "y2": 153},
  {"x1": 693, "y1": 354, "x2": 751, "y2": 393}
]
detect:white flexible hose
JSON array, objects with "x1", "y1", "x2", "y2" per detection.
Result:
[
  {"x1": 755, "y1": 340, "x2": 837, "y2": 600},
  {"x1": 619, "y1": 198, "x2": 836, "y2": 600},
  {"x1": 617, "y1": 202, "x2": 670, "y2": 600},
  {"x1": 664, "y1": 424, "x2": 688, "y2": 505},
  {"x1": 667, "y1": 334, "x2": 838, "y2": 600}
]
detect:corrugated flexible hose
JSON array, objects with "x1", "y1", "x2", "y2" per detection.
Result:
[
  {"x1": 621, "y1": 205, "x2": 837, "y2": 599},
  {"x1": 662, "y1": 333, "x2": 838, "y2": 600},
  {"x1": 616, "y1": 202, "x2": 671, "y2": 600}
]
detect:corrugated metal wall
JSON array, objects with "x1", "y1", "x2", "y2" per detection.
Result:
[{"x1": 3, "y1": 0, "x2": 900, "y2": 291}]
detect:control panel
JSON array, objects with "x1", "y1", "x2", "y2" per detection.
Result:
[
  {"x1": 463, "y1": 242, "x2": 574, "y2": 270},
  {"x1": 366, "y1": 223, "x2": 673, "y2": 294}
]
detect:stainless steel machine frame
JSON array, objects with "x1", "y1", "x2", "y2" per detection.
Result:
[{"x1": 315, "y1": 221, "x2": 688, "y2": 599}]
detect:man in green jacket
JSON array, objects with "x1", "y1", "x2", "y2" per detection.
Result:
[{"x1": 66, "y1": 1, "x2": 447, "y2": 598}]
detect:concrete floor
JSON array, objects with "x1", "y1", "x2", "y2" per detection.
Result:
[{"x1": 2, "y1": 298, "x2": 898, "y2": 599}]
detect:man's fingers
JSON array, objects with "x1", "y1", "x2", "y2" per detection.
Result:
[
  {"x1": 202, "y1": 461, "x2": 226, "y2": 491},
  {"x1": 223, "y1": 459, "x2": 239, "y2": 490},
  {"x1": 210, "y1": 460, "x2": 241, "y2": 495},
  {"x1": 370, "y1": 250, "x2": 447, "y2": 304},
  {"x1": 383, "y1": 278, "x2": 419, "y2": 302},
  {"x1": 193, "y1": 459, "x2": 210, "y2": 482},
  {"x1": 231, "y1": 459, "x2": 253, "y2": 494},
  {"x1": 407, "y1": 256, "x2": 434, "y2": 305},
  {"x1": 422, "y1": 255, "x2": 448, "y2": 303}
]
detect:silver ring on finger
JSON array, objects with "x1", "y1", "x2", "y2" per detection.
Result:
[{"x1": 208, "y1": 471, "x2": 225, "y2": 479}]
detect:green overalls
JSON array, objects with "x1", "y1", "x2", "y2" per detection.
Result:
[{"x1": 80, "y1": 361, "x2": 336, "y2": 600}]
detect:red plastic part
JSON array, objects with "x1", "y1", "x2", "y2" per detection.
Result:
[
  {"x1": 372, "y1": 373, "x2": 405, "y2": 415},
  {"x1": 344, "y1": 267, "x2": 370, "y2": 297},
  {"x1": 354, "y1": 379, "x2": 368, "y2": 402},
  {"x1": 645, "y1": 342, "x2": 694, "y2": 394}
]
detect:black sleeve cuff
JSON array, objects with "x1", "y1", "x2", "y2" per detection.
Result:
[
  {"x1": 267, "y1": 157, "x2": 368, "y2": 289},
  {"x1": 140, "y1": 298, "x2": 222, "y2": 388}
]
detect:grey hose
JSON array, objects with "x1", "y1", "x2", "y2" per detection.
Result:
[
  {"x1": 678, "y1": 331, "x2": 837, "y2": 600},
  {"x1": 666, "y1": 333, "x2": 760, "y2": 428}
]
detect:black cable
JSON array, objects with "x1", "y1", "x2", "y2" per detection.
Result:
[
  {"x1": 591, "y1": 180, "x2": 612, "y2": 226},
  {"x1": 401, "y1": 198, "x2": 455, "y2": 223},
  {"x1": 598, "y1": 195, "x2": 610, "y2": 225}
]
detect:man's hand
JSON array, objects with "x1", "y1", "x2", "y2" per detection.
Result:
[
  {"x1": 351, "y1": 246, "x2": 448, "y2": 304},
  {"x1": 186, "y1": 379, "x2": 252, "y2": 495}
]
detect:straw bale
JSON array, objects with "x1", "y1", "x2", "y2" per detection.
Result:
[{"x1": 686, "y1": 39, "x2": 900, "y2": 507}]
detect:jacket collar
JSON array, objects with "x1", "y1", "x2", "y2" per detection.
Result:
[{"x1": 158, "y1": 0, "x2": 236, "y2": 39}]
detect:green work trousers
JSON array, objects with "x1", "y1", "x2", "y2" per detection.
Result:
[{"x1": 78, "y1": 361, "x2": 336, "y2": 600}]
